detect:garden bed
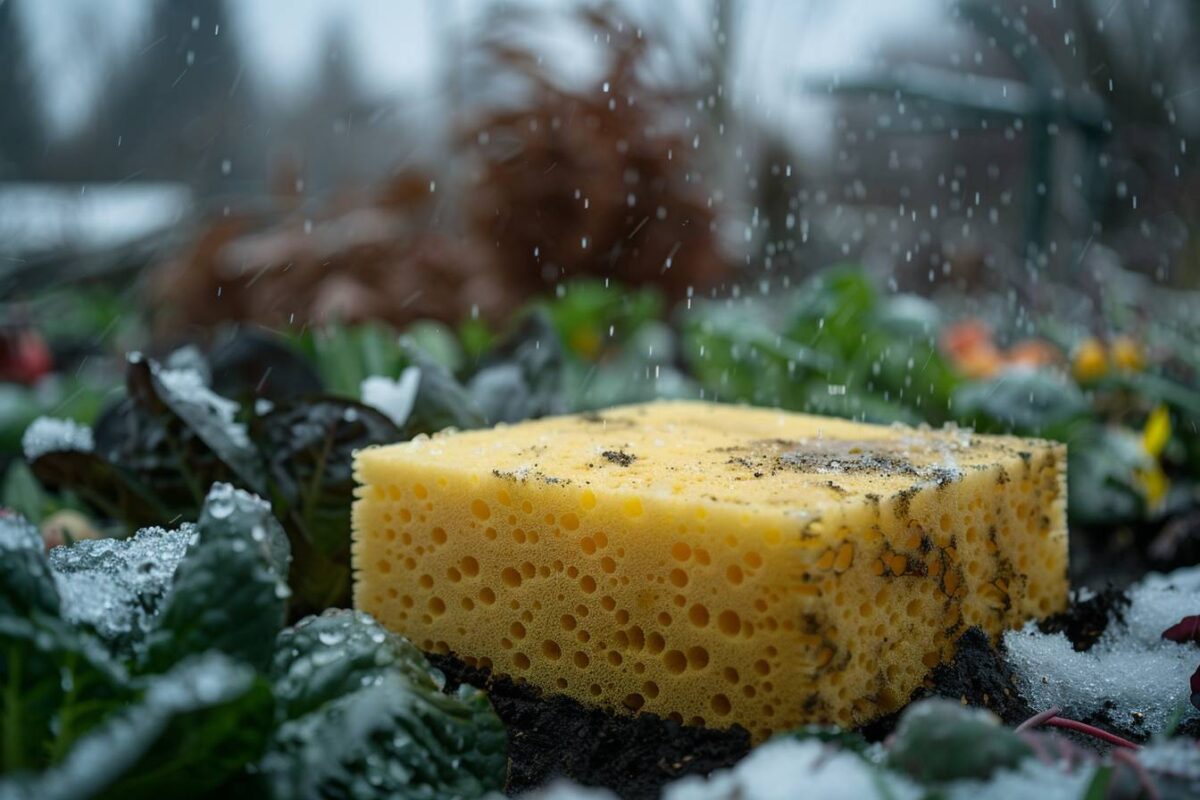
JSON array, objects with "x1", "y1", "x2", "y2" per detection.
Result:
[{"x1": 3, "y1": 268, "x2": 1199, "y2": 798}]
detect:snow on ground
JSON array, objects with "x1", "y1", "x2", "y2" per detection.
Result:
[{"x1": 1005, "y1": 566, "x2": 1200, "y2": 735}]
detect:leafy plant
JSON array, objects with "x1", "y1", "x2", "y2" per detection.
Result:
[
  {"x1": 885, "y1": 699, "x2": 1034, "y2": 783},
  {"x1": 23, "y1": 353, "x2": 402, "y2": 613},
  {"x1": 681, "y1": 267, "x2": 956, "y2": 424},
  {"x1": 0, "y1": 485, "x2": 506, "y2": 799}
]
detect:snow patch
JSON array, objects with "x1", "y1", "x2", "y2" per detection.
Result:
[
  {"x1": 21, "y1": 416, "x2": 95, "y2": 460},
  {"x1": 1004, "y1": 565, "x2": 1200, "y2": 735},
  {"x1": 663, "y1": 738, "x2": 921, "y2": 800}
]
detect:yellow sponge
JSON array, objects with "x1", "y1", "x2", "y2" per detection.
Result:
[{"x1": 353, "y1": 401, "x2": 1067, "y2": 740}]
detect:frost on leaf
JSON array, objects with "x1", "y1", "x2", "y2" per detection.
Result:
[
  {"x1": 48, "y1": 524, "x2": 195, "y2": 656},
  {"x1": 21, "y1": 417, "x2": 95, "y2": 461},
  {"x1": 139, "y1": 483, "x2": 291, "y2": 674},
  {"x1": 1004, "y1": 565, "x2": 1200, "y2": 735},
  {"x1": 261, "y1": 609, "x2": 507, "y2": 800}
]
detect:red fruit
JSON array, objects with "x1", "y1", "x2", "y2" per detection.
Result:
[{"x1": 0, "y1": 328, "x2": 53, "y2": 385}]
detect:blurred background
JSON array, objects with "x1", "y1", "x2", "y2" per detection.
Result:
[
  {"x1": 4, "y1": 0, "x2": 1200, "y2": 579},
  {"x1": 4, "y1": 0, "x2": 1199, "y2": 311}
]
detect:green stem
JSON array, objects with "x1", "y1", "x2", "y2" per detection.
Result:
[
  {"x1": 47, "y1": 653, "x2": 79, "y2": 763},
  {"x1": 3, "y1": 645, "x2": 24, "y2": 772},
  {"x1": 299, "y1": 426, "x2": 335, "y2": 535}
]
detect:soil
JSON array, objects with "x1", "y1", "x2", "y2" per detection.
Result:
[
  {"x1": 429, "y1": 653, "x2": 751, "y2": 799},
  {"x1": 1037, "y1": 585, "x2": 1130, "y2": 651},
  {"x1": 428, "y1": 514, "x2": 1198, "y2": 797}
]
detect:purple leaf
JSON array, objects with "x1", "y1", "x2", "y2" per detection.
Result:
[
  {"x1": 1162, "y1": 615, "x2": 1200, "y2": 644},
  {"x1": 1191, "y1": 665, "x2": 1200, "y2": 713}
]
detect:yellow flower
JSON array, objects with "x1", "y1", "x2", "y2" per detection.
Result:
[
  {"x1": 1136, "y1": 464, "x2": 1170, "y2": 510},
  {"x1": 1137, "y1": 406, "x2": 1172, "y2": 510},
  {"x1": 1071, "y1": 338, "x2": 1108, "y2": 383},
  {"x1": 1143, "y1": 405, "x2": 1171, "y2": 458},
  {"x1": 1111, "y1": 335, "x2": 1145, "y2": 372}
]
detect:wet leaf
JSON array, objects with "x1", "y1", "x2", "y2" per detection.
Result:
[
  {"x1": 124, "y1": 354, "x2": 266, "y2": 497},
  {"x1": 468, "y1": 311, "x2": 566, "y2": 424},
  {"x1": 0, "y1": 511, "x2": 60, "y2": 617},
  {"x1": 26, "y1": 655, "x2": 273, "y2": 800},
  {"x1": 255, "y1": 398, "x2": 400, "y2": 611},
  {"x1": 261, "y1": 676, "x2": 506, "y2": 800},
  {"x1": 885, "y1": 698, "x2": 1033, "y2": 783},
  {"x1": 263, "y1": 610, "x2": 506, "y2": 800},
  {"x1": 47, "y1": 525, "x2": 194, "y2": 658},
  {"x1": 139, "y1": 484, "x2": 290, "y2": 674},
  {"x1": 0, "y1": 614, "x2": 131, "y2": 773},
  {"x1": 207, "y1": 327, "x2": 325, "y2": 404},
  {"x1": 400, "y1": 342, "x2": 486, "y2": 436},
  {"x1": 27, "y1": 446, "x2": 169, "y2": 531},
  {"x1": 953, "y1": 367, "x2": 1089, "y2": 435},
  {"x1": 270, "y1": 610, "x2": 440, "y2": 721}
]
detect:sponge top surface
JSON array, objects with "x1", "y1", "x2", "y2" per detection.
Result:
[{"x1": 357, "y1": 401, "x2": 1046, "y2": 518}]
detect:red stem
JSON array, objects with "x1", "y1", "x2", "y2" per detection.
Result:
[
  {"x1": 1040, "y1": 716, "x2": 1141, "y2": 750},
  {"x1": 1016, "y1": 706, "x2": 1061, "y2": 732}
]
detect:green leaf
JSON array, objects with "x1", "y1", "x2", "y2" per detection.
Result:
[
  {"x1": 563, "y1": 322, "x2": 698, "y2": 410},
  {"x1": 254, "y1": 398, "x2": 400, "y2": 612},
  {"x1": 270, "y1": 610, "x2": 441, "y2": 721},
  {"x1": 400, "y1": 343, "x2": 486, "y2": 437},
  {"x1": 0, "y1": 614, "x2": 129, "y2": 773},
  {"x1": 952, "y1": 367, "x2": 1089, "y2": 435},
  {"x1": 261, "y1": 609, "x2": 506, "y2": 800},
  {"x1": 681, "y1": 303, "x2": 833, "y2": 408},
  {"x1": 784, "y1": 266, "x2": 878, "y2": 357},
  {"x1": 139, "y1": 484, "x2": 290, "y2": 674},
  {"x1": 47, "y1": 525, "x2": 193, "y2": 658},
  {"x1": 540, "y1": 279, "x2": 663, "y2": 360},
  {"x1": 1, "y1": 461, "x2": 54, "y2": 523},
  {"x1": 782, "y1": 725, "x2": 872, "y2": 755},
  {"x1": 884, "y1": 698, "x2": 1032, "y2": 784},
  {"x1": 468, "y1": 311, "x2": 566, "y2": 424},
  {"x1": 1066, "y1": 425, "x2": 1151, "y2": 525},
  {"x1": 295, "y1": 323, "x2": 406, "y2": 398},
  {"x1": 25, "y1": 654, "x2": 273, "y2": 800},
  {"x1": 403, "y1": 321, "x2": 466, "y2": 374},
  {"x1": 457, "y1": 317, "x2": 494, "y2": 364},
  {"x1": 0, "y1": 512, "x2": 60, "y2": 617},
  {"x1": 260, "y1": 677, "x2": 506, "y2": 800}
]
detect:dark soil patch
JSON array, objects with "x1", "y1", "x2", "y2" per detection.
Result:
[
  {"x1": 429, "y1": 652, "x2": 751, "y2": 799},
  {"x1": 1038, "y1": 586, "x2": 1130, "y2": 651},
  {"x1": 921, "y1": 627, "x2": 1035, "y2": 725},
  {"x1": 860, "y1": 627, "x2": 1035, "y2": 742}
]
